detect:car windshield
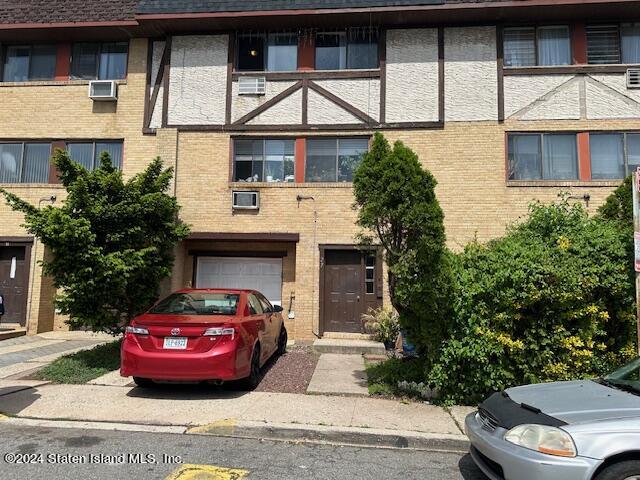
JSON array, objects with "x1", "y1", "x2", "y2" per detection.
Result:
[
  {"x1": 601, "y1": 357, "x2": 640, "y2": 395},
  {"x1": 149, "y1": 293, "x2": 240, "y2": 315}
]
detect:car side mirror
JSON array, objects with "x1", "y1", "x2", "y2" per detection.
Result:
[{"x1": 273, "y1": 305, "x2": 283, "y2": 313}]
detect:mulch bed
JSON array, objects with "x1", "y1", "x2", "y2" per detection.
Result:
[{"x1": 254, "y1": 345, "x2": 320, "y2": 394}]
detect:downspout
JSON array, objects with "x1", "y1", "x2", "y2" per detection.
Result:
[{"x1": 296, "y1": 195, "x2": 320, "y2": 338}]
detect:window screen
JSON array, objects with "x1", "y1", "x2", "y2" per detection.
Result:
[{"x1": 587, "y1": 25, "x2": 621, "y2": 64}]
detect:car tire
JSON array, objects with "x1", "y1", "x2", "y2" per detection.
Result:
[
  {"x1": 240, "y1": 345, "x2": 261, "y2": 391},
  {"x1": 277, "y1": 326, "x2": 287, "y2": 356},
  {"x1": 595, "y1": 460, "x2": 640, "y2": 480},
  {"x1": 133, "y1": 377, "x2": 155, "y2": 388}
]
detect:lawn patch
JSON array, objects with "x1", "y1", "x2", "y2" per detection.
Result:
[
  {"x1": 365, "y1": 356, "x2": 431, "y2": 400},
  {"x1": 35, "y1": 340, "x2": 121, "y2": 384}
]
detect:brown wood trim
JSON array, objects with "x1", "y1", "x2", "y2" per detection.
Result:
[
  {"x1": 0, "y1": 237, "x2": 34, "y2": 244},
  {"x1": 572, "y1": 23, "x2": 588, "y2": 65},
  {"x1": 437, "y1": 27, "x2": 445, "y2": 123},
  {"x1": 577, "y1": 132, "x2": 592, "y2": 181},
  {"x1": 298, "y1": 32, "x2": 315, "y2": 71},
  {"x1": 161, "y1": 36, "x2": 172, "y2": 128},
  {"x1": 307, "y1": 80, "x2": 376, "y2": 125},
  {"x1": 504, "y1": 64, "x2": 638, "y2": 75},
  {"x1": 48, "y1": 140, "x2": 65, "y2": 184},
  {"x1": 379, "y1": 29, "x2": 387, "y2": 124},
  {"x1": 496, "y1": 25, "x2": 505, "y2": 123},
  {"x1": 187, "y1": 232, "x2": 300, "y2": 242},
  {"x1": 189, "y1": 250, "x2": 288, "y2": 258},
  {"x1": 172, "y1": 121, "x2": 444, "y2": 132},
  {"x1": 54, "y1": 43, "x2": 71, "y2": 81},
  {"x1": 225, "y1": 33, "x2": 235, "y2": 125},
  {"x1": 143, "y1": 38, "x2": 154, "y2": 131},
  {"x1": 319, "y1": 244, "x2": 378, "y2": 251},
  {"x1": 232, "y1": 80, "x2": 304, "y2": 125},
  {"x1": 232, "y1": 70, "x2": 380, "y2": 81},
  {"x1": 301, "y1": 79, "x2": 309, "y2": 125}
]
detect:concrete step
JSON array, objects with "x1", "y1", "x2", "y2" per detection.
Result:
[
  {"x1": 313, "y1": 338, "x2": 386, "y2": 355},
  {"x1": 322, "y1": 332, "x2": 374, "y2": 341},
  {"x1": 0, "y1": 327, "x2": 27, "y2": 341}
]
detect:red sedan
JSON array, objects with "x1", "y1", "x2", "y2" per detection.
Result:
[{"x1": 120, "y1": 289, "x2": 287, "y2": 389}]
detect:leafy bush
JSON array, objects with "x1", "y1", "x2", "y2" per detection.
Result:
[
  {"x1": 361, "y1": 306, "x2": 400, "y2": 347},
  {"x1": 428, "y1": 197, "x2": 637, "y2": 405},
  {"x1": 366, "y1": 356, "x2": 429, "y2": 398}
]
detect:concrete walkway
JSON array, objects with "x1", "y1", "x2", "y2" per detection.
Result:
[{"x1": 307, "y1": 354, "x2": 369, "y2": 396}]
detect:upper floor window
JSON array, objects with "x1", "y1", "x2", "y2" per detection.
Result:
[
  {"x1": 508, "y1": 133, "x2": 578, "y2": 180},
  {"x1": 316, "y1": 29, "x2": 379, "y2": 70},
  {"x1": 237, "y1": 33, "x2": 298, "y2": 72},
  {"x1": 67, "y1": 141, "x2": 123, "y2": 170},
  {"x1": 306, "y1": 137, "x2": 369, "y2": 182},
  {"x1": 504, "y1": 26, "x2": 571, "y2": 67},
  {"x1": 2, "y1": 45, "x2": 56, "y2": 82},
  {"x1": 0, "y1": 142, "x2": 51, "y2": 183},
  {"x1": 590, "y1": 133, "x2": 640, "y2": 179},
  {"x1": 233, "y1": 138, "x2": 295, "y2": 182},
  {"x1": 70, "y1": 42, "x2": 128, "y2": 80},
  {"x1": 587, "y1": 24, "x2": 640, "y2": 64}
]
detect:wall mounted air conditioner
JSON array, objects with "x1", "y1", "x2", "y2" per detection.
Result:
[
  {"x1": 89, "y1": 80, "x2": 118, "y2": 101},
  {"x1": 232, "y1": 191, "x2": 260, "y2": 210},
  {"x1": 238, "y1": 76, "x2": 266, "y2": 95},
  {"x1": 627, "y1": 68, "x2": 640, "y2": 89}
]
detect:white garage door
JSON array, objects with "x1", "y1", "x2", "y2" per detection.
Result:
[{"x1": 195, "y1": 257, "x2": 283, "y2": 306}]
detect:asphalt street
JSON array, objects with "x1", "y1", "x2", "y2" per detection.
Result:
[{"x1": 0, "y1": 423, "x2": 488, "y2": 480}]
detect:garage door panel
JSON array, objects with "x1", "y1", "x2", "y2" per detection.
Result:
[{"x1": 196, "y1": 257, "x2": 283, "y2": 306}]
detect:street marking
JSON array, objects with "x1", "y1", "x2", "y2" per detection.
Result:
[
  {"x1": 187, "y1": 418, "x2": 237, "y2": 436},
  {"x1": 165, "y1": 464, "x2": 249, "y2": 480}
]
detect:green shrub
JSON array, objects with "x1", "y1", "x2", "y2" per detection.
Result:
[
  {"x1": 428, "y1": 197, "x2": 637, "y2": 405},
  {"x1": 361, "y1": 306, "x2": 400, "y2": 347},
  {"x1": 366, "y1": 356, "x2": 429, "y2": 398}
]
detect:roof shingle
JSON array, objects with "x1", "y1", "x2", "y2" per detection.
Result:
[{"x1": 0, "y1": 0, "x2": 137, "y2": 25}]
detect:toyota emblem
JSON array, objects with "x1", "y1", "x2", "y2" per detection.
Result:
[{"x1": 171, "y1": 328, "x2": 181, "y2": 336}]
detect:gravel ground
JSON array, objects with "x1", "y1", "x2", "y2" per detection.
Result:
[{"x1": 254, "y1": 345, "x2": 320, "y2": 394}]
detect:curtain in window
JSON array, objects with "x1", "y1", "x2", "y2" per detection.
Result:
[
  {"x1": 266, "y1": 34, "x2": 297, "y2": 72},
  {"x1": 3, "y1": 46, "x2": 30, "y2": 82},
  {"x1": 71, "y1": 43, "x2": 99, "y2": 79},
  {"x1": 347, "y1": 29, "x2": 379, "y2": 69},
  {"x1": 234, "y1": 139, "x2": 263, "y2": 182},
  {"x1": 0, "y1": 144, "x2": 22, "y2": 183},
  {"x1": 622, "y1": 24, "x2": 640, "y2": 64},
  {"x1": 22, "y1": 143, "x2": 51, "y2": 183},
  {"x1": 504, "y1": 28, "x2": 536, "y2": 67},
  {"x1": 337, "y1": 138, "x2": 368, "y2": 182},
  {"x1": 98, "y1": 43, "x2": 128, "y2": 80},
  {"x1": 264, "y1": 139, "x2": 294, "y2": 182},
  {"x1": 306, "y1": 138, "x2": 337, "y2": 182},
  {"x1": 95, "y1": 142, "x2": 123, "y2": 169},
  {"x1": 537, "y1": 27, "x2": 571, "y2": 66},
  {"x1": 315, "y1": 33, "x2": 347, "y2": 70},
  {"x1": 628, "y1": 134, "x2": 640, "y2": 173},
  {"x1": 68, "y1": 143, "x2": 95, "y2": 170},
  {"x1": 542, "y1": 135, "x2": 577, "y2": 179},
  {"x1": 30, "y1": 45, "x2": 57, "y2": 80},
  {"x1": 508, "y1": 135, "x2": 541, "y2": 180},
  {"x1": 590, "y1": 134, "x2": 625, "y2": 179},
  {"x1": 587, "y1": 25, "x2": 621, "y2": 64}
]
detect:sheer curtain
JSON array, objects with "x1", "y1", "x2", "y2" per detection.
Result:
[
  {"x1": 508, "y1": 135, "x2": 541, "y2": 180},
  {"x1": 0, "y1": 144, "x2": 22, "y2": 183},
  {"x1": 95, "y1": 142, "x2": 123, "y2": 169},
  {"x1": 266, "y1": 34, "x2": 297, "y2": 72},
  {"x1": 590, "y1": 134, "x2": 625, "y2": 179},
  {"x1": 622, "y1": 24, "x2": 640, "y2": 64},
  {"x1": 503, "y1": 28, "x2": 535, "y2": 67},
  {"x1": 537, "y1": 27, "x2": 571, "y2": 66},
  {"x1": 542, "y1": 135, "x2": 577, "y2": 180},
  {"x1": 22, "y1": 143, "x2": 51, "y2": 183},
  {"x1": 68, "y1": 143, "x2": 95, "y2": 170}
]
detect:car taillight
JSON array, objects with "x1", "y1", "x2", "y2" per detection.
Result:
[
  {"x1": 126, "y1": 326, "x2": 149, "y2": 335},
  {"x1": 203, "y1": 327, "x2": 235, "y2": 340}
]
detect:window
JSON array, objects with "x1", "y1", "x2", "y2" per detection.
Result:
[
  {"x1": 503, "y1": 26, "x2": 571, "y2": 67},
  {"x1": 0, "y1": 142, "x2": 51, "y2": 183},
  {"x1": 305, "y1": 138, "x2": 369, "y2": 183},
  {"x1": 149, "y1": 292, "x2": 240, "y2": 315},
  {"x1": 316, "y1": 29, "x2": 379, "y2": 70},
  {"x1": 590, "y1": 133, "x2": 640, "y2": 179},
  {"x1": 237, "y1": 33, "x2": 298, "y2": 72},
  {"x1": 586, "y1": 24, "x2": 640, "y2": 64},
  {"x1": 622, "y1": 23, "x2": 640, "y2": 64},
  {"x1": 247, "y1": 294, "x2": 264, "y2": 315},
  {"x1": 67, "y1": 141, "x2": 123, "y2": 170},
  {"x1": 70, "y1": 42, "x2": 128, "y2": 80},
  {"x1": 508, "y1": 133, "x2": 578, "y2": 180},
  {"x1": 233, "y1": 139, "x2": 295, "y2": 182},
  {"x1": 365, "y1": 254, "x2": 376, "y2": 295},
  {"x1": 2, "y1": 45, "x2": 56, "y2": 82}
]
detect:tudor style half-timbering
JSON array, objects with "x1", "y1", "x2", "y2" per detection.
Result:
[{"x1": 2, "y1": 0, "x2": 640, "y2": 340}]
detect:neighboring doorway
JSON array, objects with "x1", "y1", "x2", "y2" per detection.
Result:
[
  {"x1": 0, "y1": 244, "x2": 31, "y2": 326},
  {"x1": 320, "y1": 247, "x2": 382, "y2": 334}
]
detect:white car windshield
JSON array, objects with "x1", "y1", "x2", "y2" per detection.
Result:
[{"x1": 149, "y1": 293, "x2": 240, "y2": 315}]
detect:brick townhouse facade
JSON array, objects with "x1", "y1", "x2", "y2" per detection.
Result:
[{"x1": 0, "y1": 0, "x2": 639, "y2": 339}]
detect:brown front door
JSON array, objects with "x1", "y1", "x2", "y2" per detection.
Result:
[
  {"x1": 0, "y1": 246, "x2": 29, "y2": 326},
  {"x1": 323, "y1": 250, "x2": 364, "y2": 333}
]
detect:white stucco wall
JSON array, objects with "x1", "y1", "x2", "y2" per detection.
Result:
[
  {"x1": 232, "y1": 80, "x2": 298, "y2": 122},
  {"x1": 314, "y1": 79, "x2": 380, "y2": 122},
  {"x1": 246, "y1": 89, "x2": 303, "y2": 125},
  {"x1": 586, "y1": 74, "x2": 640, "y2": 119},
  {"x1": 307, "y1": 89, "x2": 362, "y2": 124},
  {"x1": 516, "y1": 77, "x2": 581, "y2": 120},
  {"x1": 385, "y1": 28, "x2": 439, "y2": 123},
  {"x1": 149, "y1": 40, "x2": 165, "y2": 129},
  {"x1": 444, "y1": 26, "x2": 497, "y2": 121},
  {"x1": 168, "y1": 35, "x2": 228, "y2": 125},
  {"x1": 504, "y1": 74, "x2": 574, "y2": 119}
]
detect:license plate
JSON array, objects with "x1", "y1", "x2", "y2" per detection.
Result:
[{"x1": 163, "y1": 337, "x2": 188, "y2": 349}]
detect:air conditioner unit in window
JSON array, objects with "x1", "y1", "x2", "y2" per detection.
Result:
[
  {"x1": 89, "y1": 80, "x2": 118, "y2": 101},
  {"x1": 232, "y1": 191, "x2": 260, "y2": 210},
  {"x1": 238, "y1": 76, "x2": 266, "y2": 95},
  {"x1": 627, "y1": 68, "x2": 640, "y2": 89}
]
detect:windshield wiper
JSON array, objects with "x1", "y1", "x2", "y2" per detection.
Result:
[{"x1": 599, "y1": 378, "x2": 640, "y2": 396}]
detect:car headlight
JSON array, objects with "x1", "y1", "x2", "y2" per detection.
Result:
[{"x1": 504, "y1": 424, "x2": 576, "y2": 457}]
